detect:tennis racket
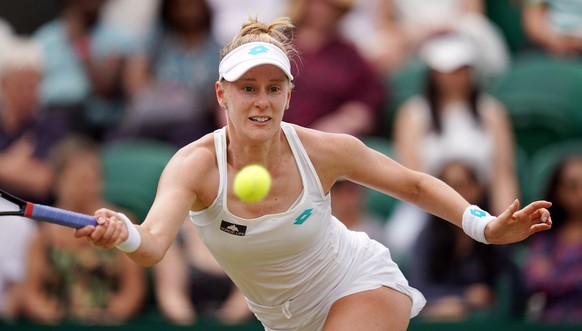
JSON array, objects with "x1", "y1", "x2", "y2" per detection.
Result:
[{"x1": 0, "y1": 188, "x2": 98, "y2": 229}]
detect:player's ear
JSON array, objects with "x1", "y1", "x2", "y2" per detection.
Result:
[
  {"x1": 216, "y1": 81, "x2": 227, "y2": 108},
  {"x1": 285, "y1": 89, "x2": 292, "y2": 110}
]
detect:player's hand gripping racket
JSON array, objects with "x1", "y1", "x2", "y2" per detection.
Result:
[{"x1": 0, "y1": 189, "x2": 98, "y2": 228}]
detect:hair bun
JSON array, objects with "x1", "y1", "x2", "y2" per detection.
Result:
[{"x1": 220, "y1": 16, "x2": 297, "y2": 64}]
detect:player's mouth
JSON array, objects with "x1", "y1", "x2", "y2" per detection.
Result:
[{"x1": 249, "y1": 116, "x2": 270, "y2": 123}]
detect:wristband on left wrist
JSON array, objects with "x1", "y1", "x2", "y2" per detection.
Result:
[{"x1": 462, "y1": 205, "x2": 496, "y2": 244}]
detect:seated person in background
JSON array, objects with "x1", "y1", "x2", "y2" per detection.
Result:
[
  {"x1": 0, "y1": 36, "x2": 68, "y2": 203},
  {"x1": 523, "y1": 156, "x2": 582, "y2": 324},
  {"x1": 523, "y1": 0, "x2": 582, "y2": 57},
  {"x1": 0, "y1": 20, "x2": 39, "y2": 323},
  {"x1": 339, "y1": 0, "x2": 510, "y2": 80},
  {"x1": 0, "y1": 203, "x2": 37, "y2": 322},
  {"x1": 33, "y1": 0, "x2": 135, "y2": 141},
  {"x1": 386, "y1": 34, "x2": 518, "y2": 261},
  {"x1": 330, "y1": 179, "x2": 386, "y2": 245},
  {"x1": 207, "y1": 0, "x2": 289, "y2": 45},
  {"x1": 120, "y1": 0, "x2": 221, "y2": 148},
  {"x1": 283, "y1": 0, "x2": 385, "y2": 137},
  {"x1": 21, "y1": 135, "x2": 147, "y2": 325},
  {"x1": 154, "y1": 220, "x2": 253, "y2": 325},
  {"x1": 408, "y1": 161, "x2": 516, "y2": 322},
  {"x1": 393, "y1": 34, "x2": 518, "y2": 216}
]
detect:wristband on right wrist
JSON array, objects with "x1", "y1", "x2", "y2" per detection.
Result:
[
  {"x1": 462, "y1": 205, "x2": 495, "y2": 244},
  {"x1": 115, "y1": 212, "x2": 141, "y2": 253}
]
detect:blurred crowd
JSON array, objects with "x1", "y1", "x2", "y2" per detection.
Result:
[{"x1": 1, "y1": 0, "x2": 582, "y2": 327}]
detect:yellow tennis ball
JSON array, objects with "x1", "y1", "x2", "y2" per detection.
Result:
[{"x1": 233, "y1": 164, "x2": 272, "y2": 203}]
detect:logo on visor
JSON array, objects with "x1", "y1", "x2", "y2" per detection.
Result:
[{"x1": 249, "y1": 45, "x2": 269, "y2": 55}]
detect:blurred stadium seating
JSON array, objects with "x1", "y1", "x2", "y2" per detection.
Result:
[
  {"x1": 491, "y1": 52, "x2": 582, "y2": 156},
  {"x1": 102, "y1": 138, "x2": 176, "y2": 223},
  {"x1": 523, "y1": 138, "x2": 582, "y2": 204}
]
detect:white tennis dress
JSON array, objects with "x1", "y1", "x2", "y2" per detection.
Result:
[{"x1": 190, "y1": 122, "x2": 426, "y2": 330}]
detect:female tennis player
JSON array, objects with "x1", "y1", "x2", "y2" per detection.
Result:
[{"x1": 76, "y1": 17, "x2": 552, "y2": 331}]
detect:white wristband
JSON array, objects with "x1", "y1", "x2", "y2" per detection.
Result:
[
  {"x1": 462, "y1": 205, "x2": 496, "y2": 244},
  {"x1": 115, "y1": 212, "x2": 141, "y2": 253}
]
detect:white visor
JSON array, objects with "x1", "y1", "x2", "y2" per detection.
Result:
[
  {"x1": 218, "y1": 41, "x2": 293, "y2": 82},
  {"x1": 419, "y1": 35, "x2": 476, "y2": 73}
]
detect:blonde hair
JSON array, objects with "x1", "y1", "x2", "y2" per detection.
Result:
[{"x1": 220, "y1": 16, "x2": 298, "y2": 64}]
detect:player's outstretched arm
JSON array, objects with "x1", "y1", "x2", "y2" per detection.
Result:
[
  {"x1": 484, "y1": 199, "x2": 552, "y2": 245},
  {"x1": 74, "y1": 143, "x2": 213, "y2": 266},
  {"x1": 74, "y1": 186, "x2": 193, "y2": 267}
]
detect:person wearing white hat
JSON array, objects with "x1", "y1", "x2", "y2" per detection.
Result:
[
  {"x1": 75, "y1": 17, "x2": 552, "y2": 331},
  {"x1": 394, "y1": 33, "x2": 519, "y2": 217},
  {"x1": 388, "y1": 34, "x2": 521, "y2": 265}
]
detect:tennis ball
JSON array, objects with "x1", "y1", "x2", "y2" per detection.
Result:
[{"x1": 233, "y1": 164, "x2": 272, "y2": 203}]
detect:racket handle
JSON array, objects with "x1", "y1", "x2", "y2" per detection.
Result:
[{"x1": 29, "y1": 204, "x2": 98, "y2": 229}]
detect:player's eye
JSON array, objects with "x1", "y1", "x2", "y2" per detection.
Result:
[
  {"x1": 243, "y1": 86, "x2": 255, "y2": 93},
  {"x1": 269, "y1": 86, "x2": 281, "y2": 93}
]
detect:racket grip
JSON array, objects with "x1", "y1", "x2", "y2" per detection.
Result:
[{"x1": 30, "y1": 204, "x2": 98, "y2": 229}]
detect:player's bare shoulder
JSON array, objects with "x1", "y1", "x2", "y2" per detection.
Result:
[
  {"x1": 174, "y1": 133, "x2": 217, "y2": 167},
  {"x1": 293, "y1": 125, "x2": 365, "y2": 159},
  {"x1": 161, "y1": 133, "x2": 218, "y2": 191},
  {"x1": 291, "y1": 125, "x2": 368, "y2": 184}
]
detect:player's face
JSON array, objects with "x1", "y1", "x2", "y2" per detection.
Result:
[{"x1": 217, "y1": 64, "x2": 292, "y2": 139}]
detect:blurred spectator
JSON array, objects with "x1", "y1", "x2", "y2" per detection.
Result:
[
  {"x1": 33, "y1": 0, "x2": 135, "y2": 141},
  {"x1": 408, "y1": 161, "x2": 516, "y2": 322},
  {"x1": 119, "y1": 0, "x2": 220, "y2": 147},
  {"x1": 101, "y1": 0, "x2": 159, "y2": 43},
  {"x1": 0, "y1": 26, "x2": 41, "y2": 321},
  {"x1": 0, "y1": 18, "x2": 13, "y2": 49},
  {"x1": 207, "y1": 0, "x2": 289, "y2": 45},
  {"x1": 154, "y1": 220, "x2": 253, "y2": 325},
  {"x1": 0, "y1": 203, "x2": 37, "y2": 322},
  {"x1": 330, "y1": 180, "x2": 386, "y2": 245},
  {"x1": 386, "y1": 34, "x2": 518, "y2": 261},
  {"x1": 340, "y1": 0, "x2": 510, "y2": 80},
  {"x1": 522, "y1": 0, "x2": 582, "y2": 57},
  {"x1": 0, "y1": 35, "x2": 68, "y2": 203},
  {"x1": 284, "y1": 0, "x2": 385, "y2": 136},
  {"x1": 21, "y1": 135, "x2": 147, "y2": 325},
  {"x1": 393, "y1": 34, "x2": 518, "y2": 216},
  {"x1": 523, "y1": 156, "x2": 582, "y2": 324}
]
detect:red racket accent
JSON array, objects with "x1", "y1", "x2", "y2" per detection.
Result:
[{"x1": 25, "y1": 202, "x2": 34, "y2": 218}]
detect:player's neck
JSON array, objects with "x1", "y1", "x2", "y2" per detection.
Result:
[{"x1": 227, "y1": 129, "x2": 287, "y2": 170}]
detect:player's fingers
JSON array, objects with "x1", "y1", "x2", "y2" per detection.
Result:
[
  {"x1": 541, "y1": 209, "x2": 552, "y2": 225},
  {"x1": 520, "y1": 200, "x2": 552, "y2": 216},
  {"x1": 74, "y1": 225, "x2": 95, "y2": 238},
  {"x1": 94, "y1": 208, "x2": 119, "y2": 223},
  {"x1": 529, "y1": 208, "x2": 552, "y2": 224},
  {"x1": 500, "y1": 199, "x2": 520, "y2": 221},
  {"x1": 530, "y1": 222, "x2": 552, "y2": 235},
  {"x1": 89, "y1": 221, "x2": 108, "y2": 243},
  {"x1": 95, "y1": 217, "x2": 119, "y2": 244}
]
